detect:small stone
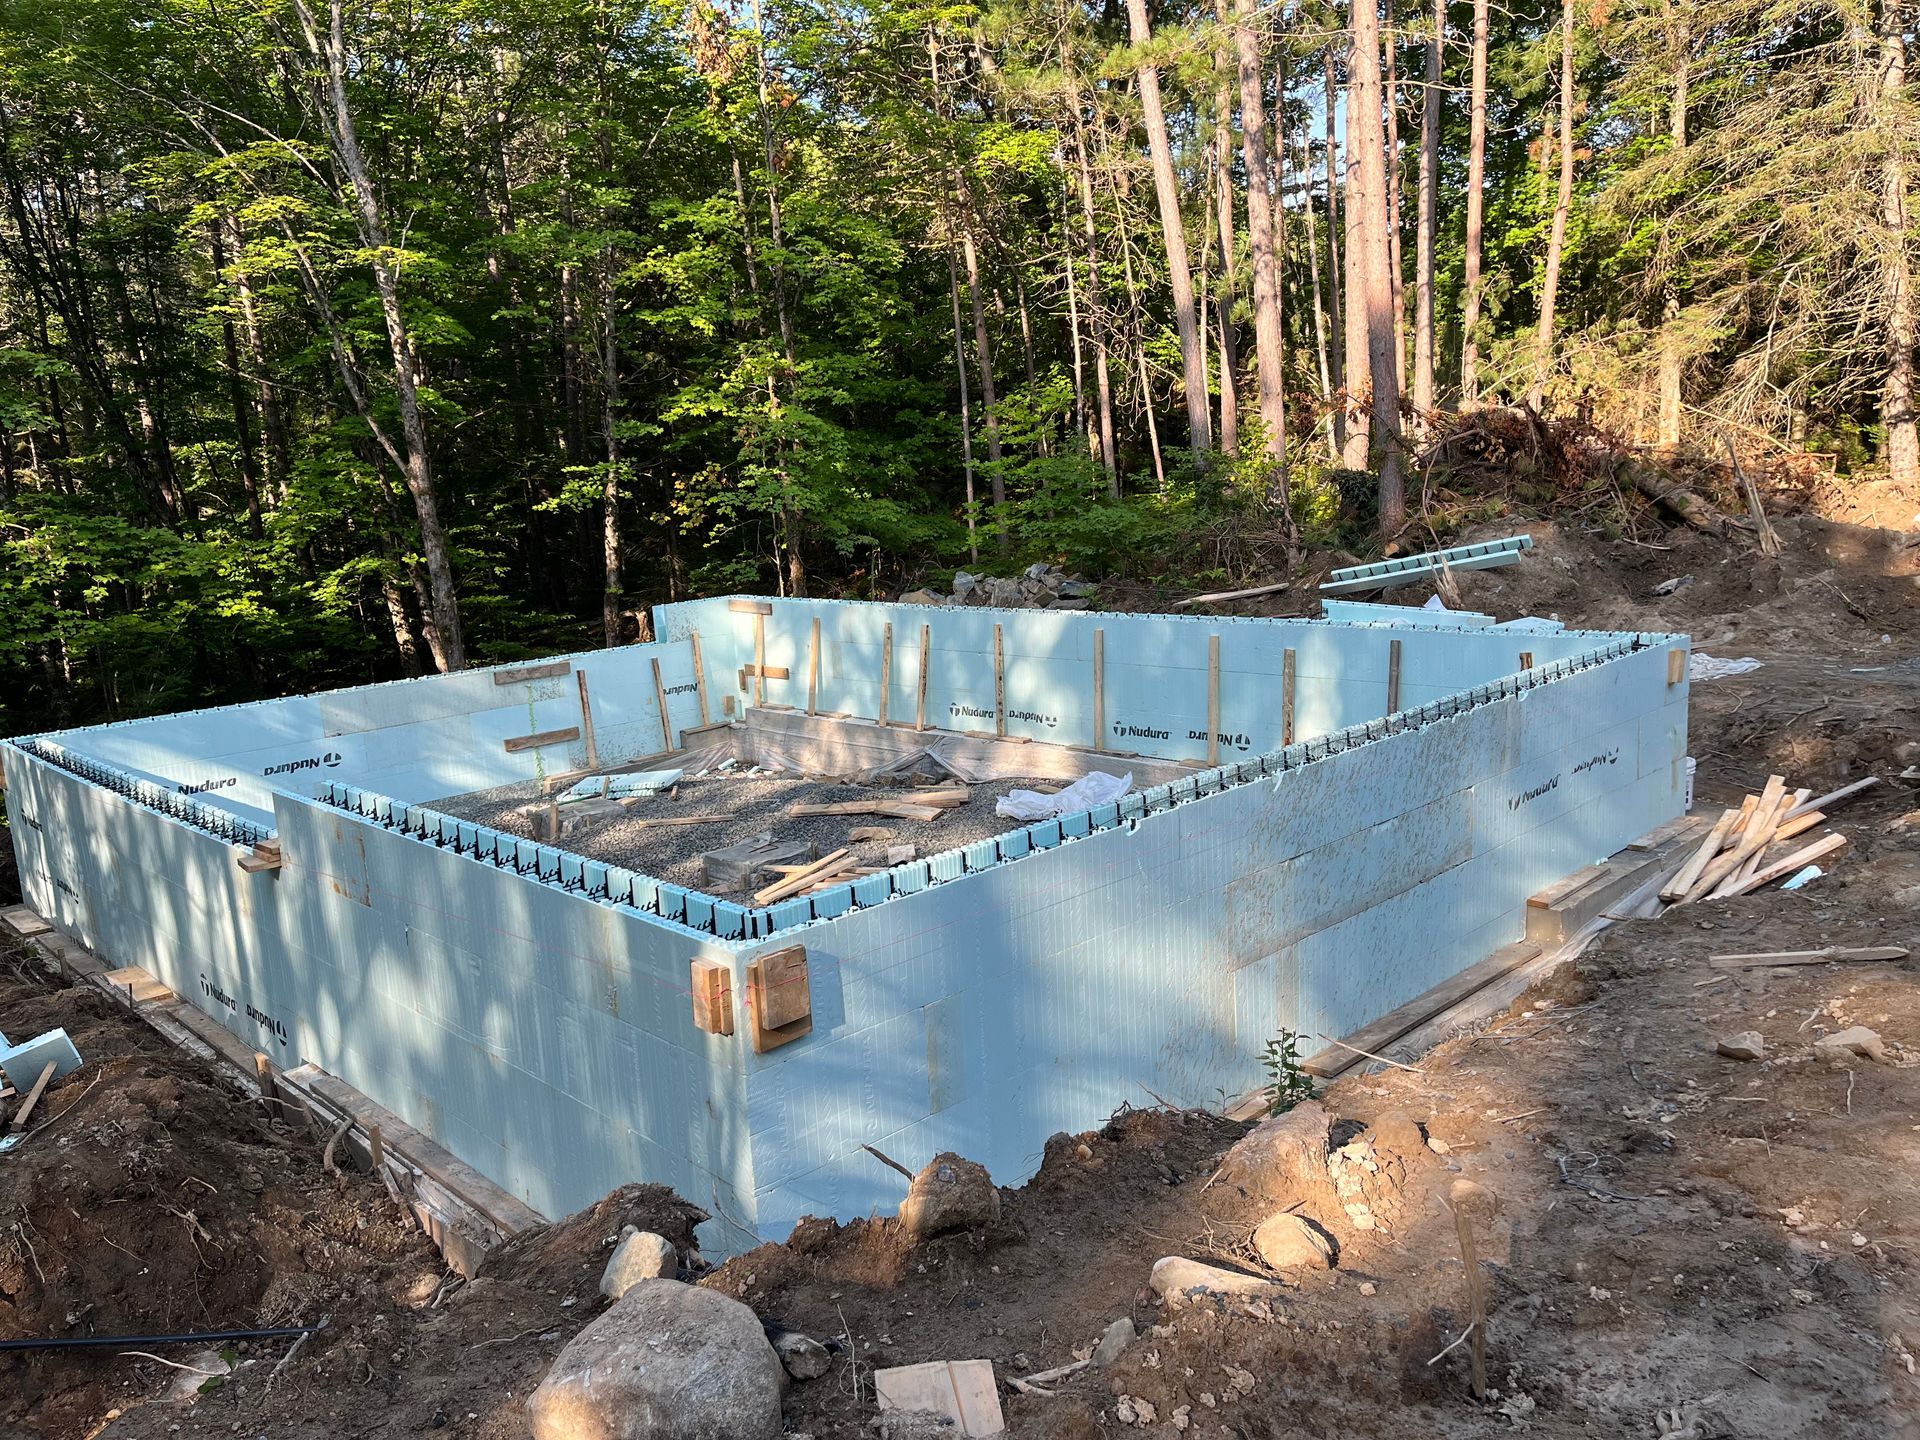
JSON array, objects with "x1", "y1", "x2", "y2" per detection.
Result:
[
  {"x1": 1358, "y1": 1282, "x2": 1378, "y2": 1297},
  {"x1": 600, "y1": 1228, "x2": 677, "y2": 1300},
  {"x1": 898, "y1": 1153, "x2": 1001, "y2": 1241},
  {"x1": 1150, "y1": 1257, "x2": 1286, "y2": 1308},
  {"x1": 1170, "y1": 1404, "x2": 1191, "y2": 1431},
  {"x1": 1224, "y1": 1365, "x2": 1256, "y2": 1394},
  {"x1": 1717, "y1": 1031, "x2": 1766, "y2": 1062},
  {"x1": 1814, "y1": 1026, "x2": 1887, "y2": 1064},
  {"x1": 1090, "y1": 1317, "x2": 1137, "y2": 1367},
  {"x1": 1251, "y1": 1213, "x2": 1336, "y2": 1270},
  {"x1": 772, "y1": 1330, "x2": 832, "y2": 1381}
]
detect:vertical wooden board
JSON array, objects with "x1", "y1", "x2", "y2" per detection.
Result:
[
  {"x1": 807, "y1": 617, "x2": 821, "y2": 716},
  {"x1": 879, "y1": 623, "x2": 893, "y2": 726},
  {"x1": 916, "y1": 623, "x2": 930, "y2": 731},
  {"x1": 690, "y1": 959, "x2": 735, "y2": 1036},
  {"x1": 1387, "y1": 638, "x2": 1403, "y2": 714},
  {"x1": 651, "y1": 658, "x2": 674, "y2": 751},
  {"x1": 1282, "y1": 646, "x2": 1297, "y2": 746},
  {"x1": 1092, "y1": 627, "x2": 1106, "y2": 752},
  {"x1": 1667, "y1": 647, "x2": 1687, "y2": 685},
  {"x1": 577, "y1": 671, "x2": 601, "y2": 771},
  {"x1": 1519, "y1": 651, "x2": 1534, "y2": 672},
  {"x1": 993, "y1": 624, "x2": 1005, "y2": 737},
  {"x1": 1206, "y1": 633, "x2": 1221, "y2": 766},
  {"x1": 748, "y1": 946, "x2": 812, "y2": 1051},
  {"x1": 753, "y1": 614, "x2": 767, "y2": 705},
  {"x1": 690, "y1": 630, "x2": 712, "y2": 726}
]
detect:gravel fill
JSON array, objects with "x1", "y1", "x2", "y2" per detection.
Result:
[{"x1": 426, "y1": 770, "x2": 1073, "y2": 898}]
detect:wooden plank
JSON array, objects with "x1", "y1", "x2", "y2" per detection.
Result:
[
  {"x1": 1172, "y1": 579, "x2": 1290, "y2": 608},
  {"x1": 875, "y1": 1361, "x2": 1004, "y2": 1438},
  {"x1": 492, "y1": 660, "x2": 571, "y2": 686},
  {"x1": 1684, "y1": 776, "x2": 1784, "y2": 901},
  {"x1": 1519, "y1": 650, "x2": 1534, "y2": 671},
  {"x1": 7, "y1": 1061, "x2": 57, "y2": 1133},
  {"x1": 753, "y1": 613, "x2": 767, "y2": 705},
  {"x1": 1720, "y1": 832, "x2": 1848, "y2": 897},
  {"x1": 728, "y1": 598, "x2": 774, "y2": 615},
  {"x1": 1629, "y1": 813, "x2": 1710, "y2": 851},
  {"x1": 690, "y1": 959, "x2": 735, "y2": 1036},
  {"x1": 1710, "y1": 945, "x2": 1907, "y2": 969},
  {"x1": 1785, "y1": 775, "x2": 1880, "y2": 821},
  {"x1": 747, "y1": 946, "x2": 812, "y2": 1052},
  {"x1": 1206, "y1": 633, "x2": 1221, "y2": 767},
  {"x1": 993, "y1": 623, "x2": 1005, "y2": 737},
  {"x1": 807, "y1": 618, "x2": 821, "y2": 716},
  {"x1": 1668, "y1": 647, "x2": 1687, "y2": 684},
  {"x1": 916, "y1": 623, "x2": 930, "y2": 731},
  {"x1": 1092, "y1": 627, "x2": 1106, "y2": 752},
  {"x1": 690, "y1": 630, "x2": 712, "y2": 726},
  {"x1": 1282, "y1": 647, "x2": 1296, "y2": 746},
  {"x1": 1662, "y1": 806, "x2": 1740, "y2": 900},
  {"x1": 879, "y1": 622, "x2": 893, "y2": 726},
  {"x1": 503, "y1": 727, "x2": 580, "y2": 753},
  {"x1": 1302, "y1": 942, "x2": 1543, "y2": 1078},
  {"x1": 102, "y1": 965, "x2": 174, "y2": 1004},
  {"x1": 577, "y1": 670, "x2": 601, "y2": 771},
  {"x1": 1387, "y1": 638, "x2": 1403, "y2": 714},
  {"x1": 1, "y1": 906, "x2": 52, "y2": 939},
  {"x1": 737, "y1": 665, "x2": 790, "y2": 687},
  {"x1": 237, "y1": 846, "x2": 283, "y2": 874},
  {"x1": 754, "y1": 849, "x2": 853, "y2": 905},
  {"x1": 651, "y1": 657, "x2": 674, "y2": 751}
]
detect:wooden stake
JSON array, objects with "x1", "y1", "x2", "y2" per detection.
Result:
[
  {"x1": 1387, "y1": 638, "x2": 1403, "y2": 714},
  {"x1": 916, "y1": 623, "x2": 930, "y2": 731},
  {"x1": 1446, "y1": 1180, "x2": 1495, "y2": 1399},
  {"x1": 807, "y1": 617, "x2": 821, "y2": 716},
  {"x1": 1206, "y1": 633, "x2": 1221, "y2": 767},
  {"x1": 1518, "y1": 650, "x2": 1533, "y2": 671},
  {"x1": 651, "y1": 657, "x2": 674, "y2": 751},
  {"x1": 576, "y1": 670, "x2": 601, "y2": 771},
  {"x1": 368, "y1": 1123, "x2": 386, "y2": 1175},
  {"x1": 994, "y1": 624, "x2": 1005, "y2": 737},
  {"x1": 879, "y1": 622, "x2": 893, "y2": 726},
  {"x1": 1282, "y1": 647, "x2": 1296, "y2": 746},
  {"x1": 1092, "y1": 628, "x2": 1106, "y2": 752},
  {"x1": 254, "y1": 1053, "x2": 281, "y2": 1123},
  {"x1": 690, "y1": 630, "x2": 712, "y2": 726},
  {"x1": 753, "y1": 613, "x2": 767, "y2": 706}
]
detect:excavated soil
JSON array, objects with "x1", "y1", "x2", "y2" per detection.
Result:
[{"x1": 9, "y1": 508, "x2": 1920, "y2": 1439}]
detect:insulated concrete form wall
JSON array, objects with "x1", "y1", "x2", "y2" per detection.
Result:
[
  {"x1": 660, "y1": 596, "x2": 1621, "y2": 764},
  {"x1": 4, "y1": 598, "x2": 1688, "y2": 1255}
]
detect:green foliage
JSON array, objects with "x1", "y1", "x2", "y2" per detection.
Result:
[{"x1": 1260, "y1": 1030, "x2": 1315, "y2": 1117}]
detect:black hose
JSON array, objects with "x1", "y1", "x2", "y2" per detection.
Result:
[{"x1": 0, "y1": 1324, "x2": 318, "y2": 1353}]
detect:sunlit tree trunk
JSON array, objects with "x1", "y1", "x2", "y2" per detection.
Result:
[
  {"x1": 209, "y1": 222, "x2": 263, "y2": 537},
  {"x1": 945, "y1": 242, "x2": 981, "y2": 563},
  {"x1": 1349, "y1": 0, "x2": 1407, "y2": 529},
  {"x1": 1126, "y1": 0, "x2": 1213, "y2": 458},
  {"x1": 1460, "y1": 0, "x2": 1490, "y2": 406},
  {"x1": 1383, "y1": 0, "x2": 1408, "y2": 396},
  {"x1": 1297, "y1": 127, "x2": 1340, "y2": 458},
  {"x1": 1655, "y1": 1, "x2": 1687, "y2": 446},
  {"x1": 1233, "y1": 0, "x2": 1288, "y2": 469},
  {"x1": 1878, "y1": 0, "x2": 1918, "y2": 485},
  {"x1": 1062, "y1": 55, "x2": 1120, "y2": 494},
  {"x1": 1414, "y1": 0, "x2": 1442, "y2": 416},
  {"x1": 1212, "y1": 2, "x2": 1242, "y2": 456},
  {"x1": 1529, "y1": 0, "x2": 1576, "y2": 411}
]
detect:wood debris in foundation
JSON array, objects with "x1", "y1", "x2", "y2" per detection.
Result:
[{"x1": 1660, "y1": 773, "x2": 1876, "y2": 905}]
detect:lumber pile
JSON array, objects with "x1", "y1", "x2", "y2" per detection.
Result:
[
  {"x1": 1660, "y1": 774, "x2": 1877, "y2": 905},
  {"x1": 751, "y1": 849, "x2": 896, "y2": 903},
  {"x1": 789, "y1": 785, "x2": 969, "y2": 824}
]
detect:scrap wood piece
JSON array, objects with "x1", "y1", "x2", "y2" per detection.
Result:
[
  {"x1": 1720, "y1": 832, "x2": 1849, "y2": 898},
  {"x1": 754, "y1": 848, "x2": 853, "y2": 905},
  {"x1": 1662, "y1": 806, "x2": 1741, "y2": 900},
  {"x1": 1785, "y1": 776, "x2": 1880, "y2": 821},
  {"x1": 503, "y1": 726, "x2": 581, "y2": 754},
  {"x1": 1173, "y1": 579, "x2": 1291, "y2": 608},
  {"x1": 6, "y1": 1061, "x2": 57, "y2": 1133},
  {"x1": 1710, "y1": 945, "x2": 1908, "y2": 969},
  {"x1": 874, "y1": 1360, "x2": 1004, "y2": 1439},
  {"x1": 789, "y1": 800, "x2": 945, "y2": 822}
]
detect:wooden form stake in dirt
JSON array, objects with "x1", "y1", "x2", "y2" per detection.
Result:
[
  {"x1": 1387, "y1": 638, "x2": 1403, "y2": 714},
  {"x1": 254, "y1": 1052, "x2": 282, "y2": 1123},
  {"x1": 1445, "y1": 1179, "x2": 1495, "y2": 1399},
  {"x1": 1092, "y1": 628, "x2": 1106, "y2": 752},
  {"x1": 807, "y1": 618, "x2": 821, "y2": 716},
  {"x1": 879, "y1": 623, "x2": 893, "y2": 726},
  {"x1": 650, "y1": 658, "x2": 674, "y2": 751},
  {"x1": 916, "y1": 623, "x2": 930, "y2": 731},
  {"x1": 994, "y1": 624, "x2": 1005, "y2": 737},
  {"x1": 1206, "y1": 633, "x2": 1221, "y2": 767},
  {"x1": 690, "y1": 630, "x2": 712, "y2": 726},
  {"x1": 1282, "y1": 647, "x2": 1297, "y2": 746},
  {"x1": 577, "y1": 671, "x2": 601, "y2": 771}
]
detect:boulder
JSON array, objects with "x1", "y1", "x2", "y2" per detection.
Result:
[
  {"x1": 1090, "y1": 1316, "x2": 1137, "y2": 1367},
  {"x1": 1150, "y1": 1257, "x2": 1287, "y2": 1308},
  {"x1": 1057, "y1": 578, "x2": 1093, "y2": 599},
  {"x1": 1251, "y1": 1213, "x2": 1336, "y2": 1270},
  {"x1": 1716, "y1": 1031, "x2": 1766, "y2": 1062},
  {"x1": 1814, "y1": 1026, "x2": 1887, "y2": 1064},
  {"x1": 1215, "y1": 1099, "x2": 1331, "y2": 1204},
  {"x1": 600, "y1": 1227, "x2": 677, "y2": 1300},
  {"x1": 899, "y1": 1153, "x2": 1000, "y2": 1241},
  {"x1": 528, "y1": 1279, "x2": 783, "y2": 1440},
  {"x1": 898, "y1": 588, "x2": 947, "y2": 607},
  {"x1": 952, "y1": 570, "x2": 980, "y2": 599}
]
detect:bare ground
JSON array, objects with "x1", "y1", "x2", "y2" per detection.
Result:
[{"x1": 5, "y1": 512, "x2": 1919, "y2": 1440}]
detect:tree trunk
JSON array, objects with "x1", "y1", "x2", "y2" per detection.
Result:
[
  {"x1": 945, "y1": 243, "x2": 980, "y2": 562},
  {"x1": 294, "y1": 0, "x2": 465, "y2": 671},
  {"x1": 1297, "y1": 127, "x2": 1340, "y2": 457},
  {"x1": 1127, "y1": 0, "x2": 1213, "y2": 459},
  {"x1": 598, "y1": 253, "x2": 624, "y2": 647},
  {"x1": 1655, "y1": 2, "x2": 1687, "y2": 446},
  {"x1": 1459, "y1": 0, "x2": 1490, "y2": 406},
  {"x1": 1211, "y1": 4, "x2": 1242, "y2": 456},
  {"x1": 1064, "y1": 74, "x2": 1121, "y2": 494},
  {"x1": 1413, "y1": 0, "x2": 1442, "y2": 416},
  {"x1": 1528, "y1": 0, "x2": 1576, "y2": 412},
  {"x1": 1233, "y1": 0, "x2": 1289, "y2": 468},
  {"x1": 1349, "y1": 0, "x2": 1407, "y2": 530},
  {"x1": 1879, "y1": 0, "x2": 1918, "y2": 485},
  {"x1": 1383, "y1": 0, "x2": 1408, "y2": 396},
  {"x1": 1323, "y1": 47, "x2": 1347, "y2": 442},
  {"x1": 1061, "y1": 185, "x2": 1090, "y2": 456},
  {"x1": 209, "y1": 223, "x2": 264, "y2": 538},
  {"x1": 229, "y1": 225, "x2": 291, "y2": 500}
]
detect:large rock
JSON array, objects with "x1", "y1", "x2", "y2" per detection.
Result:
[
  {"x1": 898, "y1": 588, "x2": 948, "y2": 607},
  {"x1": 771, "y1": 1329, "x2": 832, "y2": 1381},
  {"x1": 1814, "y1": 1026, "x2": 1887, "y2": 1064},
  {"x1": 528, "y1": 1279, "x2": 783, "y2": 1440},
  {"x1": 898, "y1": 1153, "x2": 1000, "y2": 1242},
  {"x1": 600, "y1": 1227, "x2": 677, "y2": 1300},
  {"x1": 1251, "y1": 1213, "x2": 1336, "y2": 1270},
  {"x1": 1150, "y1": 1257, "x2": 1287, "y2": 1308},
  {"x1": 1216, "y1": 1100, "x2": 1331, "y2": 1204}
]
